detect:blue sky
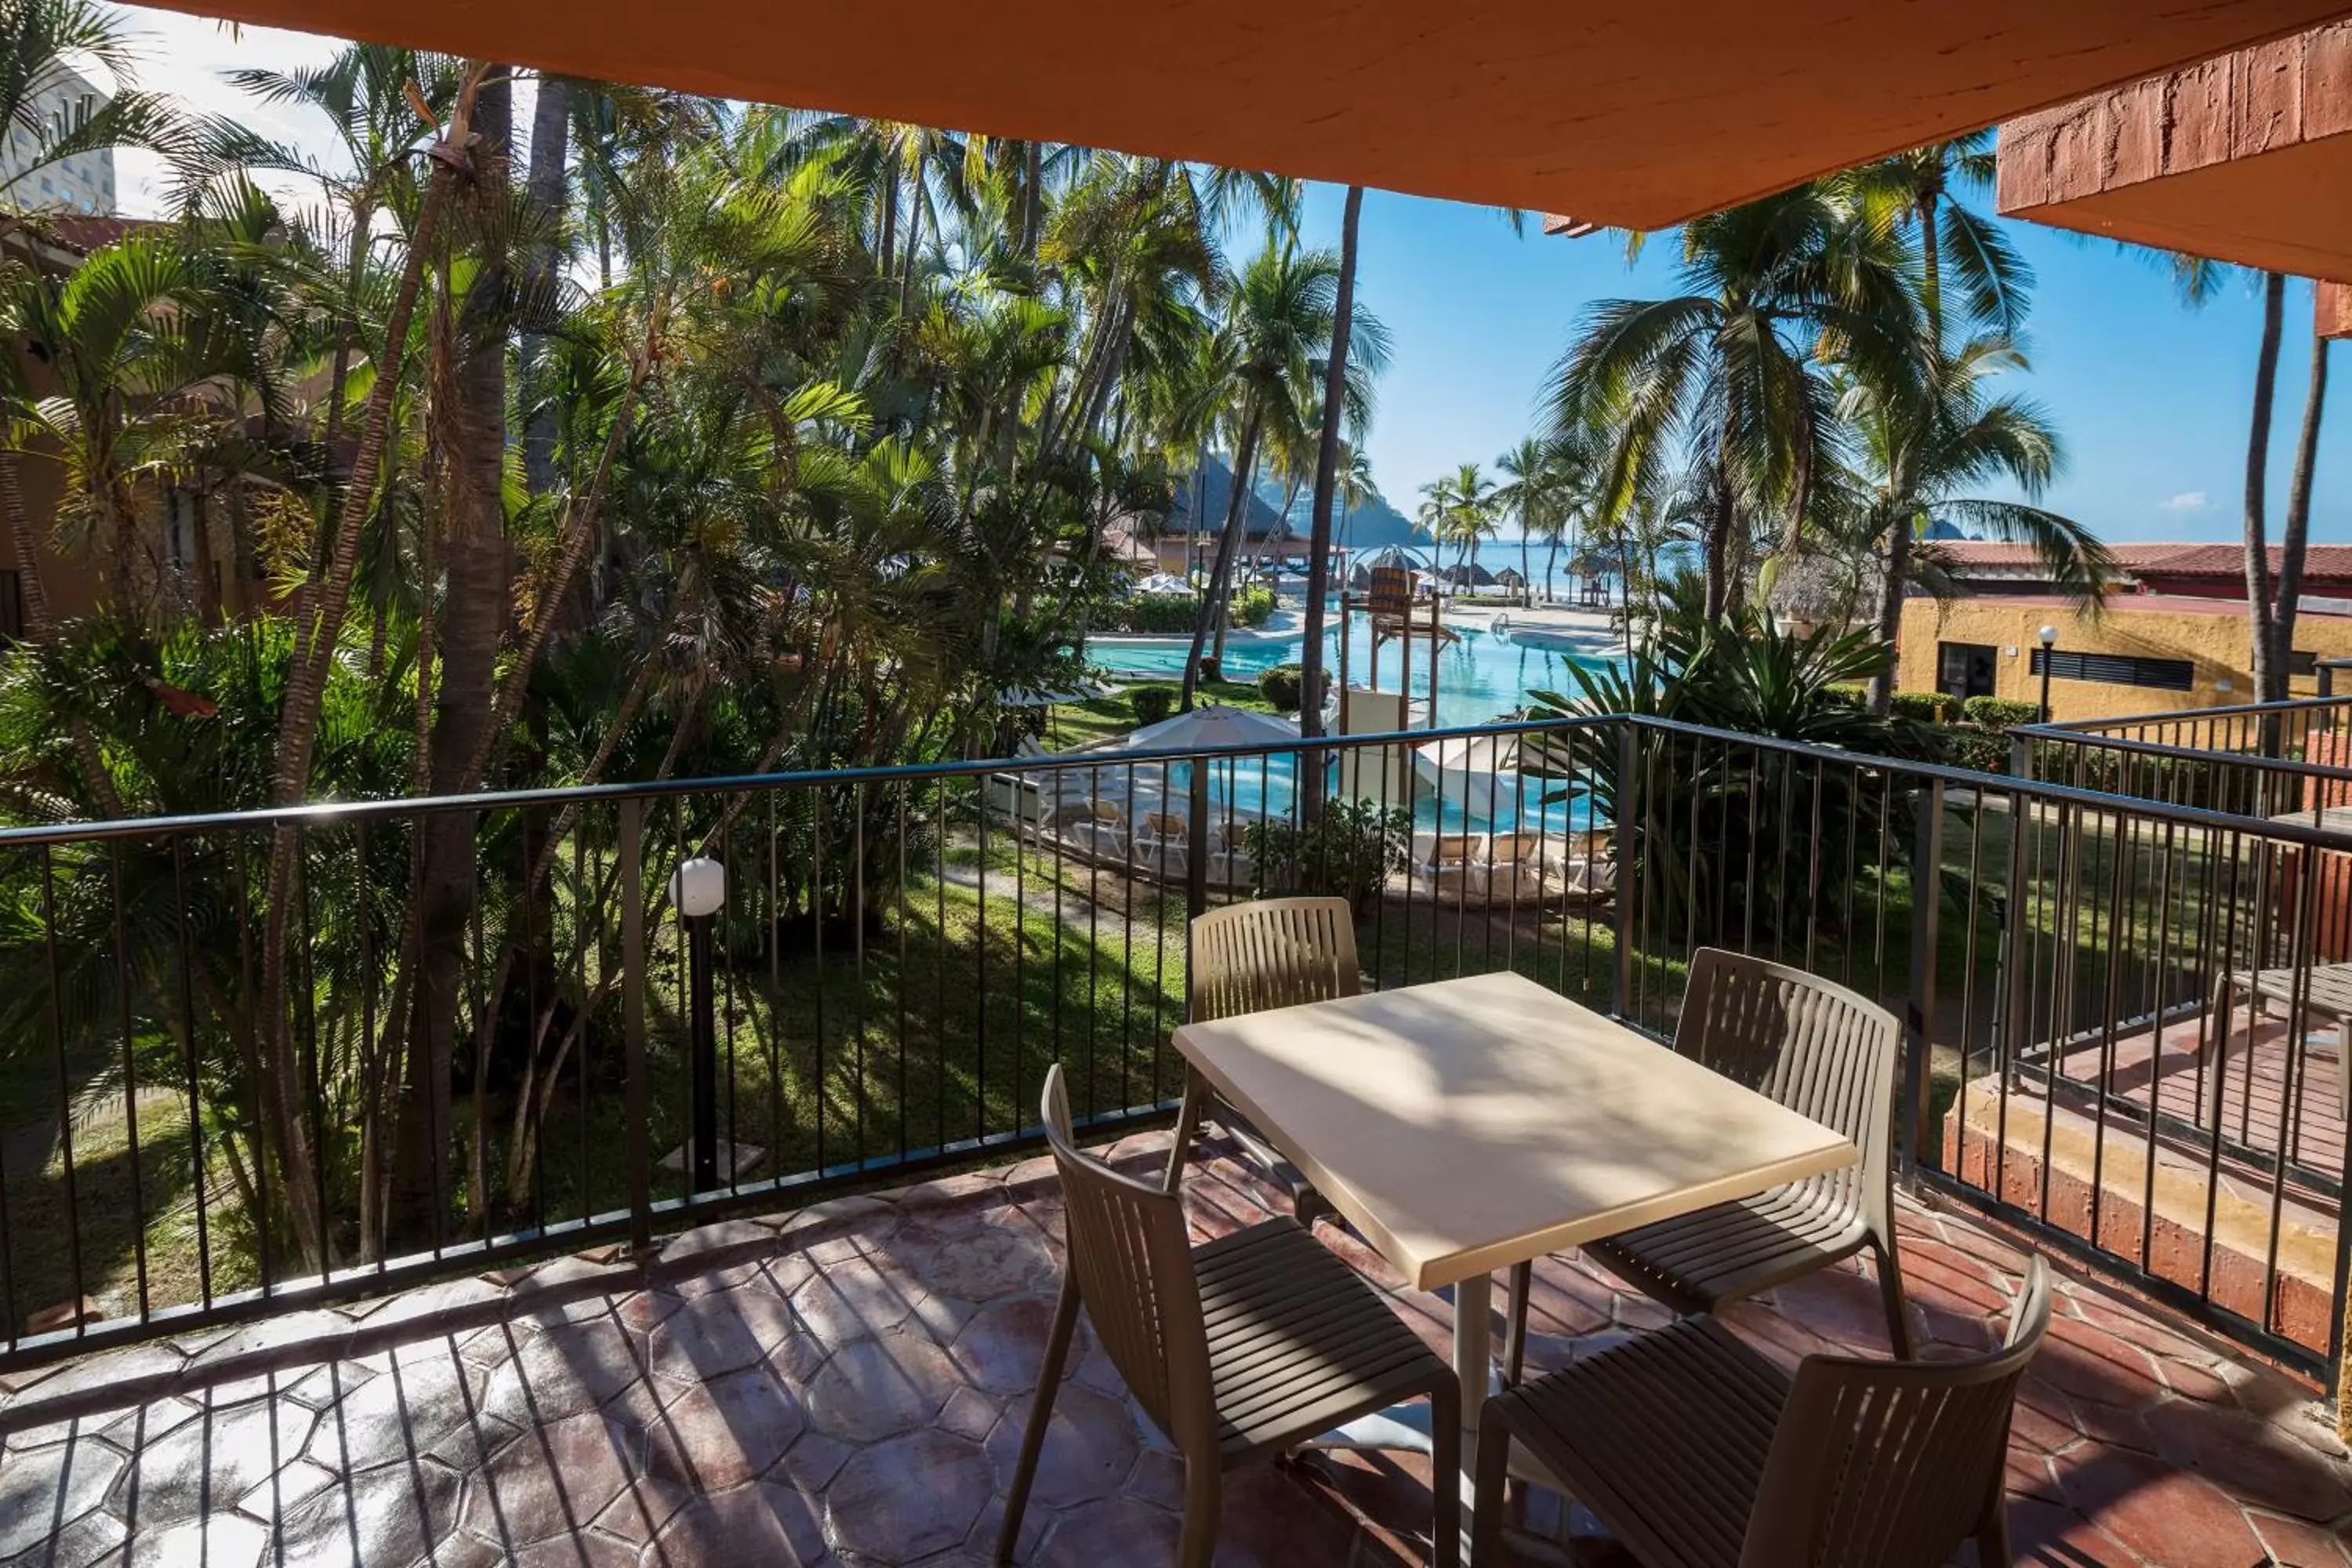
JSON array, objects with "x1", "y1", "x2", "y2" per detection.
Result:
[
  {"x1": 1290, "y1": 184, "x2": 2347, "y2": 547},
  {"x1": 116, "y1": 7, "x2": 2346, "y2": 552}
]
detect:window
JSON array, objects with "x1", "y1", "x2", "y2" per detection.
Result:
[
  {"x1": 165, "y1": 492, "x2": 197, "y2": 568},
  {"x1": 1936, "y1": 641, "x2": 1997, "y2": 702},
  {"x1": 2291, "y1": 650, "x2": 2320, "y2": 677},
  {"x1": 0, "y1": 571, "x2": 21, "y2": 644},
  {"x1": 2031, "y1": 648, "x2": 2194, "y2": 691}
]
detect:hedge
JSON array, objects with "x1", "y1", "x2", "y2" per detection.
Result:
[
  {"x1": 1231, "y1": 583, "x2": 1278, "y2": 629},
  {"x1": 1110, "y1": 593, "x2": 1200, "y2": 633},
  {"x1": 1961, "y1": 696, "x2": 2042, "y2": 731},
  {"x1": 1889, "y1": 690, "x2": 1958, "y2": 725}
]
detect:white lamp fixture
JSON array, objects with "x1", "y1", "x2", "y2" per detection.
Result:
[
  {"x1": 2037, "y1": 625, "x2": 2059, "y2": 647},
  {"x1": 669, "y1": 856, "x2": 728, "y2": 918}
]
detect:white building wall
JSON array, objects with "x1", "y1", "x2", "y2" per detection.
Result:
[{"x1": 0, "y1": 64, "x2": 116, "y2": 215}]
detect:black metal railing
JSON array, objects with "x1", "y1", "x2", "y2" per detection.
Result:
[{"x1": 5, "y1": 712, "x2": 2352, "y2": 1386}]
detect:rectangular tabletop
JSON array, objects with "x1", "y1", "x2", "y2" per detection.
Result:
[{"x1": 1171, "y1": 970, "x2": 1858, "y2": 1291}]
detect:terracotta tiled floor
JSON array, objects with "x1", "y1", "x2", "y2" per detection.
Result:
[{"x1": 2, "y1": 1131, "x2": 2349, "y2": 1566}]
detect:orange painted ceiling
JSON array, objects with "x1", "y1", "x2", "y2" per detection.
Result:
[
  {"x1": 140, "y1": 0, "x2": 2352, "y2": 227},
  {"x1": 2000, "y1": 23, "x2": 2352, "y2": 282}
]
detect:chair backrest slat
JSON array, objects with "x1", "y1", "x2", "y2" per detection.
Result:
[
  {"x1": 1190, "y1": 896, "x2": 1361, "y2": 1024},
  {"x1": 1040, "y1": 1066, "x2": 1217, "y2": 1452},
  {"x1": 1675, "y1": 947, "x2": 1900, "y2": 1243},
  {"x1": 1740, "y1": 1258, "x2": 2053, "y2": 1568}
]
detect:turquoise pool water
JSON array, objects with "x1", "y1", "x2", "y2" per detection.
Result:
[
  {"x1": 1087, "y1": 612, "x2": 1621, "y2": 731},
  {"x1": 1083, "y1": 612, "x2": 1623, "y2": 829}
]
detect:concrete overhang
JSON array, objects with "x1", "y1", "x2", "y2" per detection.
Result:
[
  {"x1": 1999, "y1": 20, "x2": 2352, "y2": 283},
  {"x1": 135, "y1": 0, "x2": 2352, "y2": 229}
]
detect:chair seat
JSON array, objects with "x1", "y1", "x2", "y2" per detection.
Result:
[
  {"x1": 1586, "y1": 1178, "x2": 1868, "y2": 1315},
  {"x1": 1193, "y1": 1219, "x2": 1446, "y2": 1462},
  {"x1": 1492, "y1": 1316, "x2": 1789, "y2": 1568}
]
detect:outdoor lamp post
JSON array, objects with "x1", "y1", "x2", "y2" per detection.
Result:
[
  {"x1": 669, "y1": 856, "x2": 727, "y2": 1192},
  {"x1": 2037, "y1": 625, "x2": 2059, "y2": 724}
]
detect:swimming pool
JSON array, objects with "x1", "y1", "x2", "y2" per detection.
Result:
[
  {"x1": 1086, "y1": 611, "x2": 1621, "y2": 732},
  {"x1": 1083, "y1": 612, "x2": 1623, "y2": 828}
]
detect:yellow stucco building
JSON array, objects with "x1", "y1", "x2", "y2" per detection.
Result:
[{"x1": 1896, "y1": 594, "x2": 2352, "y2": 724}]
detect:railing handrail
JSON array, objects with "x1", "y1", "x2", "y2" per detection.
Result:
[
  {"x1": 0, "y1": 713, "x2": 1609, "y2": 848},
  {"x1": 1620, "y1": 713, "x2": 2352, "y2": 851},
  {"x1": 2016, "y1": 691, "x2": 2352, "y2": 738},
  {"x1": 15, "y1": 706, "x2": 2352, "y2": 853},
  {"x1": 2010, "y1": 724, "x2": 2352, "y2": 786}
]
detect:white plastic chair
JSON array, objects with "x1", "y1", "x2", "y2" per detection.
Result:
[{"x1": 1131, "y1": 811, "x2": 1189, "y2": 882}]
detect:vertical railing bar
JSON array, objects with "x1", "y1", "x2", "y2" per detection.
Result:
[
  {"x1": 108, "y1": 840, "x2": 150, "y2": 1318},
  {"x1": 1611, "y1": 720, "x2": 1635, "y2": 1022},
  {"x1": 852, "y1": 783, "x2": 868, "y2": 1168},
  {"x1": 722, "y1": 811, "x2": 742, "y2": 1196},
  {"x1": 619, "y1": 798, "x2": 651, "y2": 1254},
  {"x1": 815, "y1": 785, "x2": 830, "y2": 1172},
  {"x1": 171, "y1": 836, "x2": 211, "y2": 1309},
  {"x1": 38, "y1": 844, "x2": 84, "y2": 1330},
  {"x1": 1905, "y1": 778, "x2": 1944, "y2": 1179},
  {"x1": 896, "y1": 782, "x2": 911, "y2": 1163}
]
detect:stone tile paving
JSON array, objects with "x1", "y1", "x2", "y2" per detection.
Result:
[{"x1": 0, "y1": 1131, "x2": 2348, "y2": 1565}]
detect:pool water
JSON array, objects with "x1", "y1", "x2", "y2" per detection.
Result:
[
  {"x1": 1084, "y1": 612, "x2": 1623, "y2": 829},
  {"x1": 1087, "y1": 611, "x2": 1621, "y2": 731}
]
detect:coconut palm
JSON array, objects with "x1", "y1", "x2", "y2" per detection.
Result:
[
  {"x1": 1548, "y1": 183, "x2": 1918, "y2": 620},
  {"x1": 1845, "y1": 132, "x2": 2028, "y2": 341},
  {"x1": 1178, "y1": 241, "x2": 1385, "y2": 707},
  {"x1": 1846, "y1": 334, "x2": 2111, "y2": 712}
]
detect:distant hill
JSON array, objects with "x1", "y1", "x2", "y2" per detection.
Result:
[{"x1": 1160, "y1": 457, "x2": 1430, "y2": 549}]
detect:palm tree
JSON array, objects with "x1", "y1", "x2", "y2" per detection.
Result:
[
  {"x1": 1548, "y1": 183, "x2": 1918, "y2": 620},
  {"x1": 1846, "y1": 132, "x2": 2027, "y2": 342},
  {"x1": 1300, "y1": 182, "x2": 1365, "y2": 746},
  {"x1": 1178, "y1": 242, "x2": 1384, "y2": 708},
  {"x1": 1846, "y1": 335, "x2": 2112, "y2": 712},
  {"x1": 1423, "y1": 461, "x2": 1496, "y2": 585}
]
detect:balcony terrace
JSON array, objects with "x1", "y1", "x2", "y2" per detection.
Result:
[
  {"x1": 2, "y1": 710, "x2": 2352, "y2": 1564},
  {"x1": 5, "y1": 1131, "x2": 2350, "y2": 1567}
]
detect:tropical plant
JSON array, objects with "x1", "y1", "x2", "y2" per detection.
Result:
[
  {"x1": 1843, "y1": 334, "x2": 2111, "y2": 712},
  {"x1": 1523, "y1": 570, "x2": 1924, "y2": 938},
  {"x1": 1548, "y1": 183, "x2": 1919, "y2": 619}
]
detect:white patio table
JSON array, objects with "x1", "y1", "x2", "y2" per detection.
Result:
[{"x1": 1170, "y1": 969, "x2": 1857, "y2": 1560}]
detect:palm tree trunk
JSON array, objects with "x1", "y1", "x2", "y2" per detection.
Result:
[
  {"x1": 397, "y1": 66, "x2": 514, "y2": 1243},
  {"x1": 1868, "y1": 514, "x2": 1913, "y2": 716},
  {"x1": 1181, "y1": 410, "x2": 1260, "y2": 709},
  {"x1": 1021, "y1": 141, "x2": 1043, "y2": 256},
  {"x1": 521, "y1": 71, "x2": 572, "y2": 499},
  {"x1": 2244, "y1": 271, "x2": 2286, "y2": 715},
  {"x1": 1299, "y1": 183, "x2": 1361, "y2": 790},
  {"x1": 2273, "y1": 321, "x2": 2332, "y2": 697},
  {"x1": 1544, "y1": 530, "x2": 1561, "y2": 604}
]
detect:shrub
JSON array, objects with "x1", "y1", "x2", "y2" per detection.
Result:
[
  {"x1": 1110, "y1": 593, "x2": 1200, "y2": 634},
  {"x1": 1962, "y1": 696, "x2": 2042, "y2": 731},
  {"x1": 1242, "y1": 800, "x2": 1413, "y2": 912},
  {"x1": 1258, "y1": 665, "x2": 1302, "y2": 712},
  {"x1": 1943, "y1": 728, "x2": 2011, "y2": 775},
  {"x1": 1888, "y1": 690, "x2": 1957, "y2": 725},
  {"x1": 1229, "y1": 583, "x2": 1278, "y2": 629},
  {"x1": 1129, "y1": 684, "x2": 1177, "y2": 727}
]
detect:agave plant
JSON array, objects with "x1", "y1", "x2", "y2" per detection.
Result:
[{"x1": 1523, "y1": 570, "x2": 1924, "y2": 944}]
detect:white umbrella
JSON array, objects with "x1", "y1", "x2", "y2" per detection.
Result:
[{"x1": 1119, "y1": 703, "x2": 1301, "y2": 752}]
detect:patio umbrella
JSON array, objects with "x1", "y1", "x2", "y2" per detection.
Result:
[{"x1": 1120, "y1": 704, "x2": 1301, "y2": 752}]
